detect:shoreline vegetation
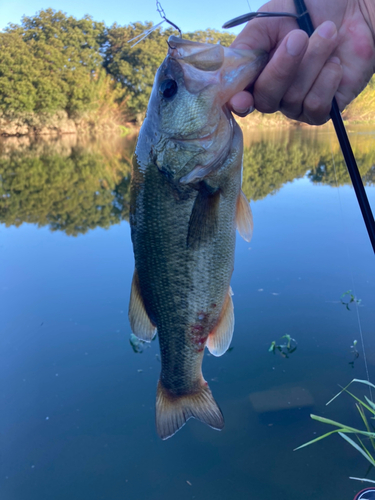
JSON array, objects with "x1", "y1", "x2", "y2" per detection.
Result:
[{"x1": 1, "y1": 9, "x2": 375, "y2": 137}]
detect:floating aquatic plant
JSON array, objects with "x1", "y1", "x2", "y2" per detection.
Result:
[
  {"x1": 340, "y1": 290, "x2": 362, "y2": 311},
  {"x1": 269, "y1": 334, "x2": 297, "y2": 358},
  {"x1": 129, "y1": 333, "x2": 156, "y2": 353}
]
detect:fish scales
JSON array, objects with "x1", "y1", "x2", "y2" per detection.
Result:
[{"x1": 129, "y1": 36, "x2": 267, "y2": 439}]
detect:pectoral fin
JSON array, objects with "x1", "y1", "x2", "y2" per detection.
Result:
[
  {"x1": 187, "y1": 183, "x2": 220, "y2": 249},
  {"x1": 206, "y1": 287, "x2": 234, "y2": 356},
  {"x1": 128, "y1": 269, "x2": 157, "y2": 341},
  {"x1": 236, "y1": 190, "x2": 253, "y2": 242}
]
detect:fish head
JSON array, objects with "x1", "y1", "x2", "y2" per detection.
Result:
[{"x1": 148, "y1": 36, "x2": 267, "y2": 141}]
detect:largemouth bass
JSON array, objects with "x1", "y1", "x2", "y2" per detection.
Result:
[{"x1": 129, "y1": 36, "x2": 266, "y2": 440}]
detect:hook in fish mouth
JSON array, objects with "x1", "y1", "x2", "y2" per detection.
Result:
[{"x1": 167, "y1": 40, "x2": 177, "y2": 50}]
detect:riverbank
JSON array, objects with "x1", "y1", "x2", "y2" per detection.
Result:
[
  {"x1": 1, "y1": 96, "x2": 375, "y2": 138},
  {"x1": 0, "y1": 110, "x2": 126, "y2": 137}
]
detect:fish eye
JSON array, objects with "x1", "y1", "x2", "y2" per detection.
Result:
[{"x1": 160, "y1": 79, "x2": 178, "y2": 99}]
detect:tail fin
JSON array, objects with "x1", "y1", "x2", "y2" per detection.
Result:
[{"x1": 156, "y1": 380, "x2": 224, "y2": 440}]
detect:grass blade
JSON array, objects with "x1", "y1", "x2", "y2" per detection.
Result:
[
  {"x1": 365, "y1": 396, "x2": 375, "y2": 414},
  {"x1": 356, "y1": 404, "x2": 375, "y2": 450},
  {"x1": 344, "y1": 389, "x2": 375, "y2": 415},
  {"x1": 310, "y1": 415, "x2": 375, "y2": 437},
  {"x1": 326, "y1": 379, "x2": 375, "y2": 407},
  {"x1": 294, "y1": 429, "x2": 343, "y2": 451},
  {"x1": 352, "y1": 379, "x2": 375, "y2": 391},
  {"x1": 338, "y1": 433, "x2": 375, "y2": 466},
  {"x1": 349, "y1": 477, "x2": 375, "y2": 484},
  {"x1": 326, "y1": 381, "x2": 355, "y2": 406},
  {"x1": 356, "y1": 434, "x2": 375, "y2": 462}
]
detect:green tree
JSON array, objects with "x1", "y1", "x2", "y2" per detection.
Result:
[
  {"x1": 0, "y1": 31, "x2": 42, "y2": 112},
  {"x1": 1, "y1": 9, "x2": 106, "y2": 115}
]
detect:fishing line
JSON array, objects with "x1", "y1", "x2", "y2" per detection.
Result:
[
  {"x1": 127, "y1": 2, "x2": 182, "y2": 48},
  {"x1": 128, "y1": 21, "x2": 166, "y2": 47},
  {"x1": 329, "y1": 132, "x2": 373, "y2": 401}
]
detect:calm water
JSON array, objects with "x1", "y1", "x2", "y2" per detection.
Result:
[{"x1": 1, "y1": 126, "x2": 375, "y2": 500}]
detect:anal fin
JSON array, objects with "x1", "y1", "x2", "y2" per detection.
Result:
[
  {"x1": 236, "y1": 189, "x2": 253, "y2": 242},
  {"x1": 206, "y1": 287, "x2": 234, "y2": 357},
  {"x1": 128, "y1": 269, "x2": 157, "y2": 341},
  {"x1": 156, "y1": 380, "x2": 224, "y2": 440}
]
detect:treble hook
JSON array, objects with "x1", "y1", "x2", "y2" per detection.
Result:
[{"x1": 156, "y1": 1, "x2": 182, "y2": 37}]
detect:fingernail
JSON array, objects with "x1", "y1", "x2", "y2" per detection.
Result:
[
  {"x1": 235, "y1": 105, "x2": 254, "y2": 116},
  {"x1": 286, "y1": 31, "x2": 307, "y2": 57},
  {"x1": 328, "y1": 56, "x2": 341, "y2": 65},
  {"x1": 317, "y1": 21, "x2": 337, "y2": 40}
]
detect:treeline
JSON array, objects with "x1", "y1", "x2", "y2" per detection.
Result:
[
  {"x1": 1, "y1": 9, "x2": 375, "y2": 130},
  {"x1": 0, "y1": 9, "x2": 235, "y2": 124}
]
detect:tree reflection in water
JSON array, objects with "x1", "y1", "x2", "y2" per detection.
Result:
[{"x1": 1, "y1": 126, "x2": 374, "y2": 235}]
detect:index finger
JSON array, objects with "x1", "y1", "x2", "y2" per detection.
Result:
[{"x1": 230, "y1": 4, "x2": 300, "y2": 53}]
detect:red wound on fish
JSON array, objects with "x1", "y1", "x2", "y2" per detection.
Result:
[{"x1": 190, "y1": 315, "x2": 209, "y2": 352}]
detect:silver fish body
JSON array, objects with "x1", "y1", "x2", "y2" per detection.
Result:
[{"x1": 129, "y1": 36, "x2": 266, "y2": 439}]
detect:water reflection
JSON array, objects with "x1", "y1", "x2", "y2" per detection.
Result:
[
  {"x1": 2, "y1": 126, "x2": 375, "y2": 500},
  {"x1": 1, "y1": 127, "x2": 374, "y2": 235},
  {"x1": 0, "y1": 134, "x2": 136, "y2": 235},
  {"x1": 241, "y1": 126, "x2": 375, "y2": 201}
]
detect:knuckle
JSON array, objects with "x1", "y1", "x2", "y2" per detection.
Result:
[
  {"x1": 326, "y1": 60, "x2": 343, "y2": 80},
  {"x1": 254, "y1": 91, "x2": 279, "y2": 114},
  {"x1": 281, "y1": 88, "x2": 305, "y2": 109},
  {"x1": 303, "y1": 93, "x2": 331, "y2": 124},
  {"x1": 304, "y1": 90, "x2": 328, "y2": 114},
  {"x1": 281, "y1": 108, "x2": 301, "y2": 121}
]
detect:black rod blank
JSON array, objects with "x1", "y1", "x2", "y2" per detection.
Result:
[
  {"x1": 293, "y1": 0, "x2": 375, "y2": 253},
  {"x1": 223, "y1": 4, "x2": 375, "y2": 253}
]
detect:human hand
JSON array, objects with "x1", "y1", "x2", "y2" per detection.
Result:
[{"x1": 229, "y1": 0, "x2": 375, "y2": 125}]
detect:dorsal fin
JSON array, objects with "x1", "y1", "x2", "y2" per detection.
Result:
[
  {"x1": 128, "y1": 269, "x2": 157, "y2": 341},
  {"x1": 236, "y1": 189, "x2": 253, "y2": 242},
  {"x1": 206, "y1": 287, "x2": 234, "y2": 356}
]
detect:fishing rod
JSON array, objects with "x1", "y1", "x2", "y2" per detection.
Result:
[{"x1": 223, "y1": 1, "x2": 375, "y2": 254}]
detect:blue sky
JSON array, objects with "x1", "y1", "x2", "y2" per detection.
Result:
[{"x1": 0, "y1": 0, "x2": 265, "y2": 34}]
